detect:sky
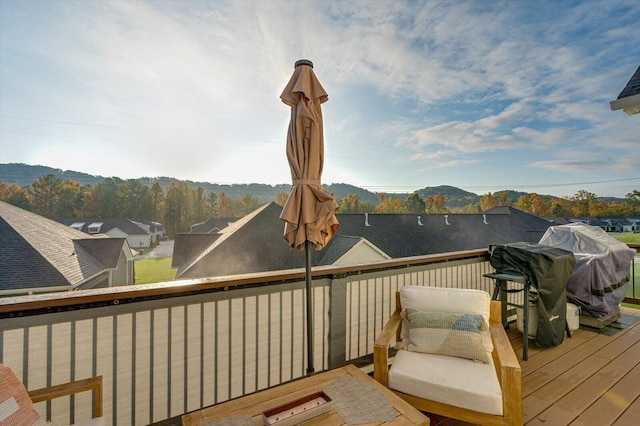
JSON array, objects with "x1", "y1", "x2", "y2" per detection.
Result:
[{"x1": 1, "y1": 0, "x2": 639, "y2": 199}]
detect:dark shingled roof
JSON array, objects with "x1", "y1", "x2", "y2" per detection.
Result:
[
  {"x1": 189, "y1": 217, "x2": 240, "y2": 233},
  {"x1": 55, "y1": 217, "x2": 151, "y2": 236},
  {"x1": 1, "y1": 201, "x2": 128, "y2": 291},
  {"x1": 174, "y1": 202, "x2": 557, "y2": 280},
  {"x1": 616, "y1": 65, "x2": 640, "y2": 100},
  {"x1": 176, "y1": 203, "x2": 305, "y2": 278},
  {"x1": 318, "y1": 235, "x2": 366, "y2": 265},
  {"x1": 172, "y1": 233, "x2": 221, "y2": 268}
]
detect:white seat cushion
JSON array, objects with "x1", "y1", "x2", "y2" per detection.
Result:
[
  {"x1": 388, "y1": 349, "x2": 503, "y2": 416},
  {"x1": 399, "y1": 286, "x2": 493, "y2": 352}
]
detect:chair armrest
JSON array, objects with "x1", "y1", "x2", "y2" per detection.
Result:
[
  {"x1": 373, "y1": 308, "x2": 402, "y2": 387},
  {"x1": 489, "y1": 319, "x2": 522, "y2": 424},
  {"x1": 28, "y1": 376, "x2": 103, "y2": 418}
]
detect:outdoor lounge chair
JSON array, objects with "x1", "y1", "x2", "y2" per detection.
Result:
[
  {"x1": 0, "y1": 363, "x2": 103, "y2": 425},
  {"x1": 373, "y1": 286, "x2": 522, "y2": 426}
]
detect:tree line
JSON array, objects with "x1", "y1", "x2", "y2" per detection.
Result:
[
  {"x1": 0, "y1": 175, "x2": 269, "y2": 237},
  {"x1": 337, "y1": 189, "x2": 640, "y2": 217},
  {"x1": 1, "y1": 175, "x2": 638, "y2": 237}
]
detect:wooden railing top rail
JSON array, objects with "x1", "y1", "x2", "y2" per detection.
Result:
[{"x1": 0, "y1": 248, "x2": 490, "y2": 316}]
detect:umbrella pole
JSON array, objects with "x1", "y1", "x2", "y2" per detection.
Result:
[{"x1": 305, "y1": 240, "x2": 314, "y2": 375}]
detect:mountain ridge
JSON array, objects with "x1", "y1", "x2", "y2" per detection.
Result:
[{"x1": 0, "y1": 162, "x2": 611, "y2": 207}]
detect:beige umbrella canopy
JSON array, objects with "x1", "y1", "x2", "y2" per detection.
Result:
[
  {"x1": 279, "y1": 59, "x2": 339, "y2": 252},
  {"x1": 279, "y1": 59, "x2": 339, "y2": 375}
]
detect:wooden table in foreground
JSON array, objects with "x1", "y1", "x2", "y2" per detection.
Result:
[{"x1": 181, "y1": 364, "x2": 429, "y2": 425}]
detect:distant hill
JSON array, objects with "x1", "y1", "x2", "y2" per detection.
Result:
[
  {"x1": 0, "y1": 163, "x2": 381, "y2": 203},
  {"x1": 0, "y1": 163, "x2": 105, "y2": 187},
  {"x1": 3, "y1": 162, "x2": 617, "y2": 207},
  {"x1": 415, "y1": 185, "x2": 479, "y2": 209}
]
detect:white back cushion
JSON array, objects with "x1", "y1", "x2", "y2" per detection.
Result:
[{"x1": 399, "y1": 286, "x2": 493, "y2": 351}]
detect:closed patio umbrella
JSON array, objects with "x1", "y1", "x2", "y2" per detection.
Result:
[{"x1": 279, "y1": 59, "x2": 339, "y2": 375}]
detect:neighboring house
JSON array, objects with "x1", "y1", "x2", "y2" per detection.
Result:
[
  {"x1": 189, "y1": 217, "x2": 240, "y2": 233},
  {"x1": 132, "y1": 218, "x2": 165, "y2": 243},
  {"x1": 173, "y1": 203, "x2": 558, "y2": 280},
  {"x1": 0, "y1": 201, "x2": 134, "y2": 296},
  {"x1": 610, "y1": 65, "x2": 640, "y2": 115},
  {"x1": 545, "y1": 217, "x2": 640, "y2": 232},
  {"x1": 56, "y1": 217, "x2": 154, "y2": 249},
  {"x1": 545, "y1": 217, "x2": 609, "y2": 230},
  {"x1": 601, "y1": 218, "x2": 636, "y2": 233}
]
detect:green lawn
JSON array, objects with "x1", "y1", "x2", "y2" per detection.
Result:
[
  {"x1": 613, "y1": 233, "x2": 640, "y2": 244},
  {"x1": 134, "y1": 258, "x2": 176, "y2": 284}
]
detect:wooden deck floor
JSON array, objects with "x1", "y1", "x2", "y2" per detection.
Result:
[{"x1": 430, "y1": 306, "x2": 640, "y2": 426}]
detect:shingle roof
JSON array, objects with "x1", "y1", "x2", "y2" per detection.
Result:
[
  {"x1": 0, "y1": 201, "x2": 127, "y2": 291},
  {"x1": 74, "y1": 238, "x2": 129, "y2": 268},
  {"x1": 174, "y1": 203, "x2": 557, "y2": 279},
  {"x1": 318, "y1": 235, "x2": 364, "y2": 264},
  {"x1": 610, "y1": 65, "x2": 640, "y2": 115},
  {"x1": 55, "y1": 217, "x2": 151, "y2": 236},
  {"x1": 172, "y1": 233, "x2": 221, "y2": 268},
  {"x1": 616, "y1": 65, "x2": 640, "y2": 100},
  {"x1": 176, "y1": 203, "x2": 304, "y2": 278},
  {"x1": 189, "y1": 217, "x2": 239, "y2": 233}
]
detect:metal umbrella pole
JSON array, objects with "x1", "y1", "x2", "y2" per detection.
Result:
[{"x1": 305, "y1": 240, "x2": 314, "y2": 375}]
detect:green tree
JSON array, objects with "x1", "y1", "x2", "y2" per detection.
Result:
[
  {"x1": 339, "y1": 193, "x2": 373, "y2": 213},
  {"x1": 622, "y1": 190, "x2": 640, "y2": 216},
  {"x1": 80, "y1": 177, "x2": 123, "y2": 217},
  {"x1": 234, "y1": 193, "x2": 261, "y2": 216},
  {"x1": 164, "y1": 181, "x2": 193, "y2": 237},
  {"x1": 117, "y1": 179, "x2": 152, "y2": 218},
  {"x1": 29, "y1": 174, "x2": 62, "y2": 217},
  {"x1": 192, "y1": 187, "x2": 208, "y2": 222},
  {"x1": 549, "y1": 197, "x2": 572, "y2": 216},
  {"x1": 406, "y1": 193, "x2": 426, "y2": 213},
  {"x1": 207, "y1": 192, "x2": 219, "y2": 216},
  {"x1": 55, "y1": 179, "x2": 83, "y2": 217},
  {"x1": 571, "y1": 190, "x2": 596, "y2": 217},
  {"x1": 149, "y1": 181, "x2": 165, "y2": 221}
]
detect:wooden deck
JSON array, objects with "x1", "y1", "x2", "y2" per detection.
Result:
[{"x1": 429, "y1": 306, "x2": 640, "y2": 426}]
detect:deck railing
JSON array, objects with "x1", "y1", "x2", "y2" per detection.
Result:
[
  {"x1": 0, "y1": 249, "x2": 497, "y2": 425},
  {"x1": 1, "y1": 245, "x2": 636, "y2": 425}
]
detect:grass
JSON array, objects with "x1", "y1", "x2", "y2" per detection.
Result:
[
  {"x1": 613, "y1": 233, "x2": 640, "y2": 244},
  {"x1": 135, "y1": 257, "x2": 176, "y2": 284}
]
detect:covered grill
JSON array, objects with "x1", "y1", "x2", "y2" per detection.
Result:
[
  {"x1": 539, "y1": 223, "x2": 635, "y2": 318},
  {"x1": 490, "y1": 242, "x2": 576, "y2": 348}
]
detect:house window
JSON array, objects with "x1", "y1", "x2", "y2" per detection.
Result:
[
  {"x1": 88, "y1": 222, "x2": 103, "y2": 234},
  {"x1": 70, "y1": 222, "x2": 85, "y2": 231}
]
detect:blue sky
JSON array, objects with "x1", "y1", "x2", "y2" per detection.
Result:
[{"x1": 1, "y1": 0, "x2": 639, "y2": 198}]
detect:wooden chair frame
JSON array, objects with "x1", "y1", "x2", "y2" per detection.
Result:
[
  {"x1": 28, "y1": 376, "x2": 103, "y2": 420},
  {"x1": 373, "y1": 293, "x2": 522, "y2": 426}
]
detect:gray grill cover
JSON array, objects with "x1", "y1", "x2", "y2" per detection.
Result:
[
  {"x1": 490, "y1": 242, "x2": 576, "y2": 348},
  {"x1": 539, "y1": 223, "x2": 635, "y2": 318}
]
